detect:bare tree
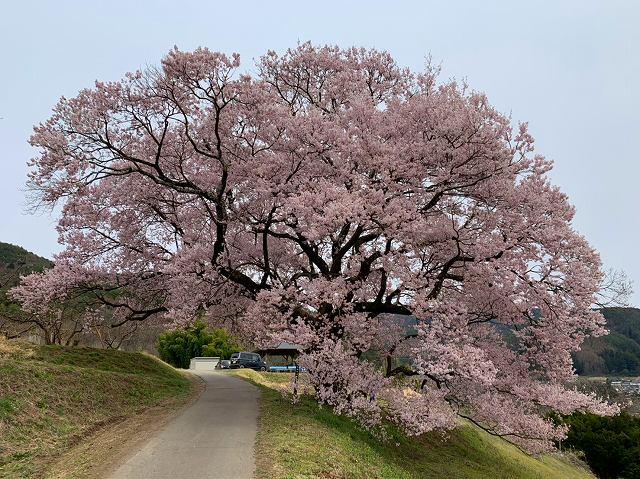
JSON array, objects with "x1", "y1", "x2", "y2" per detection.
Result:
[{"x1": 596, "y1": 268, "x2": 633, "y2": 308}]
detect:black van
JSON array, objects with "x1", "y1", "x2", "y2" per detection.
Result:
[{"x1": 229, "y1": 352, "x2": 267, "y2": 371}]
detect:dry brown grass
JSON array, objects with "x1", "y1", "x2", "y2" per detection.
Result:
[
  {"x1": 0, "y1": 337, "x2": 34, "y2": 359},
  {"x1": 0, "y1": 343, "x2": 196, "y2": 479},
  {"x1": 229, "y1": 369, "x2": 313, "y2": 395}
]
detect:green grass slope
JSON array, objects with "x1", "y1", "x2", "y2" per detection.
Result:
[
  {"x1": 232, "y1": 370, "x2": 594, "y2": 479},
  {"x1": 0, "y1": 339, "x2": 192, "y2": 479}
]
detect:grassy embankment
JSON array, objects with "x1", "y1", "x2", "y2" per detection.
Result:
[
  {"x1": 0, "y1": 339, "x2": 195, "y2": 479},
  {"x1": 231, "y1": 369, "x2": 595, "y2": 479}
]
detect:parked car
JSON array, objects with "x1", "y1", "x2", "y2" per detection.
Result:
[
  {"x1": 229, "y1": 352, "x2": 267, "y2": 371},
  {"x1": 217, "y1": 359, "x2": 231, "y2": 369}
]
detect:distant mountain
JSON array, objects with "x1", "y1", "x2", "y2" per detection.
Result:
[
  {"x1": 0, "y1": 242, "x2": 52, "y2": 294},
  {"x1": 574, "y1": 307, "x2": 640, "y2": 376}
]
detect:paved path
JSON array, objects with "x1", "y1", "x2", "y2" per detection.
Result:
[{"x1": 109, "y1": 372, "x2": 259, "y2": 479}]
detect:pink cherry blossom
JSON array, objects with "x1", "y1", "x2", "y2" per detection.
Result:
[{"x1": 16, "y1": 43, "x2": 619, "y2": 452}]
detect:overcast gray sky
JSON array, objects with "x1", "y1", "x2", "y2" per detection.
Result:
[{"x1": 1, "y1": 0, "x2": 638, "y2": 305}]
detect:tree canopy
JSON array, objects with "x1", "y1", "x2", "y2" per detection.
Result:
[
  {"x1": 560, "y1": 412, "x2": 640, "y2": 479},
  {"x1": 13, "y1": 43, "x2": 617, "y2": 452}
]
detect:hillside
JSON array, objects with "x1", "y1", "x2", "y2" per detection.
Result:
[
  {"x1": 574, "y1": 308, "x2": 640, "y2": 376},
  {"x1": 231, "y1": 370, "x2": 594, "y2": 479},
  {"x1": 0, "y1": 339, "x2": 194, "y2": 478},
  {"x1": 0, "y1": 242, "x2": 52, "y2": 294},
  {"x1": 0, "y1": 242, "x2": 53, "y2": 338}
]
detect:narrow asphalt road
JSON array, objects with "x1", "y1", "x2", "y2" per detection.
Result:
[{"x1": 109, "y1": 371, "x2": 259, "y2": 479}]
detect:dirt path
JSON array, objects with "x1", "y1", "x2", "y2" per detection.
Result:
[{"x1": 108, "y1": 372, "x2": 259, "y2": 479}]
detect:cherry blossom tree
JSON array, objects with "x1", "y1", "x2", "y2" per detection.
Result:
[{"x1": 15, "y1": 43, "x2": 619, "y2": 451}]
